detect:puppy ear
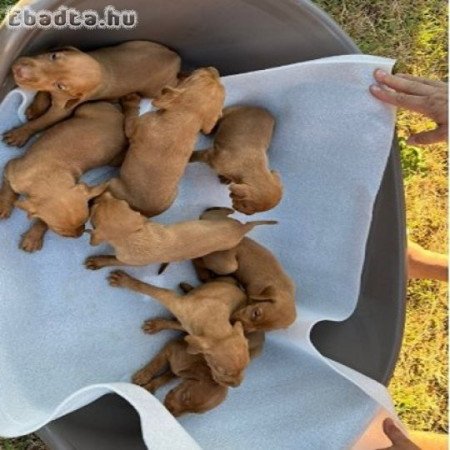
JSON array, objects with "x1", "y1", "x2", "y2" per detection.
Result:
[
  {"x1": 229, "y1": 183, "x2": 250, "y2": 200},
  {"x1": 249, "y1": 286, "x2": 276, "y2": 302},
  {"x1": 152, "y1": 86, "x2": 184, "y2": 110},
  {"x1": 185, "y1": 335, "x2": 211, "y2": 354},
  {"x1": 15, "y1": 198, "x2": 38, "y2": 219},
  {"x1": 76, "y1": 182, "x2": 109, "y2": 200}
]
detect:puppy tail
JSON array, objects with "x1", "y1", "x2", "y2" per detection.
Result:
[
  {"x1": 245, "y1": 220, "x2": 278, "y2": 231},
  {"x1": 158, "y1": 262, "x2": 170, "y2": 275}
]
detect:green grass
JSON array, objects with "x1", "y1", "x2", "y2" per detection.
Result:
[
  {"x1": 0, "y1": 1, "x2": 447, "y2": 448},
  {"x1": 314, "y1": 0, "x2": 448, "y2": 435}
]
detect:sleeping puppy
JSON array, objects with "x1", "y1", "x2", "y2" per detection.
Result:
[
  {"x1": 0, "y1": 102, "x2": 126, "y2": 252},
  {"x1": 84, "y1": 197, "x2": 276, "y2": 270},
  {"x1": 108, "y1": 67, "x2": 225, "y2": 217},
  {"x1": 132, "y1": 332, "x2": 265, "y2": 416},
  {"x1": 109, "y1": 272, "x2": 250, "y2": 387},
  {"x1": 193, "y1": 237, "x2": 297, "y2": 332},
  {"x1": 190, "y1": 106, "x2": 282, "y2": 215},
  {"x1": 3, "y1": 41, "x2": 181, "y2": 147}
]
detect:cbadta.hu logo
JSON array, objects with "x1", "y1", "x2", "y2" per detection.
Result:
[{"x1": 6, "y1": 5, "x2": 138, "y2": 29}]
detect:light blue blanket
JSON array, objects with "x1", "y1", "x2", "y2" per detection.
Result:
[{"x1": 0, "y1": 55, "x2": 400, "y2": 449}]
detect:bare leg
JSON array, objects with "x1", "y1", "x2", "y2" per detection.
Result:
[
  {"x1": 142, "y1": 318, "x2": 185, "y2": 335},
  {"x1": 108, "y1": 270, "x2": 181, "y2": 310},
  {"x1": 20, "y1": 219, "x2": 49, "y2": 253},
  {"x1": 144, "y1": 373, "x2": 177, "y2": 393},
  {"x1": 3, "y1": 102, "x2": 72, "y2": 147},
  {"x1": 0, "y1": 176, "x2": 18, "y2": 219},
  {"x1": 133, "y1": 346, "x2": 171, "y2": 386},
  {"x1": 189, "y1": 148, "x2": 213, "y2": 164},
  {"x1": 407, "y1": 241, "x2": 448, "y2": 282},
  {"x1": 26, "y1": 91, "x2": 52, "y2": 120},
  {"x1": 85, "y1": 255, "x2": 126, "y2": 270},
  {"x1": 120, "y1": 93, "x2": 141, "y2": 138}
]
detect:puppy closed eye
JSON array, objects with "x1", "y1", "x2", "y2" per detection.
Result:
[
  {"x1": 181, "y1": 391, "x2": 191, "y2": 404},
  {"x1": 251, "y1": 307, "x2": 263, "y2": 321},
  {"x1": 55, "y1": 82, "x2": 67, "y2": 91}
]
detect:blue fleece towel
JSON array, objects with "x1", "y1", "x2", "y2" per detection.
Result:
[{"x1": 0, "y1": 55, "x2": 400, "y2": 449}]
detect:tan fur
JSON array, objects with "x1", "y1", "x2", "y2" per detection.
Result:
[
  {"x1": 190, "y1": 106, "x2": 283, "y2": 214},
  {"x1": 84, "y1": 198, "x2": 276, "y2": 269},
  {"x1": 193, "y1": 236, "x2": 297, "y2": 332},
  {"x1": 108, "y1": 67, "x2": 225, "y2": 217},
  {"x1": 0, "y1": 102, "x2": 126, "y2": 249},
  {"x1": 3, "y1": 41, "x2": 180, "y2": 147},
  {"x1": 109, "y1": 272, "x2": 250, "y2": 387},
  {"x1": 132, "y1": 332, "x2": 264, "y2": 416}
]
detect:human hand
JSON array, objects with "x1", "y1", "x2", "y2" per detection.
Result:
[
  {"x1": 370, "y1": 70, "x2": 448, "y2": 145},
  {"x1": 376, "y1": 418, "x2": 421, "y2": 450}
]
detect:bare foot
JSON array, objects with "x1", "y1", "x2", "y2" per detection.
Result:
[
  {"x1": 20, "y1": 232, "x2": 44, "y2": 253},
  {"x1": 108, "y1": 270, "x2": 134, "y2": 287},
  {"x1": 3, "y1": 126, "x2": 31, "y2": 147}
]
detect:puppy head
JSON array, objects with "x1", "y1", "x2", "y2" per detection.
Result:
[
  {"x1": 185, "y1": 322, "x2": 249, "y2": 387},
  {"x1": 12, "y1": 48, "x2": 102, "y2": 109},
  {"x1": 231, "y1": 287, "x2": 297, "y2": 332},
  {"x1": 153, "y1": 67, "x2": 225, "y2": 134},
  {"x1": 15, "y1": 182, "x2": 107, "y2": 237},
  {"x1": 89, "y1": 192, "x2": 145, "y2": 245},
  {"x1": 164, "y1": 379, "x2": 227, "y2": 416},
  {"x1": 230, "y1": 172, "x2": 283, "y2": 215}
]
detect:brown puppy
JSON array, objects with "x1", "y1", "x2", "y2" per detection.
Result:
[
  {"x1": 0, "y1": 102, "x2": 126, "y2": 251},
  {"x1": 193, "y1": 237, "x2": 297, "y2": 332},
  {"x1": 3, "y1": 41, "x2": 180, "y2": 147},
  {"x1": 108, "y1": 67, "x2": 225, "y2": 217},
  {"x1": 84, "y1": 197, "x2": 276, "y2": 270},
  {"x1": 190, "y1": 106, "x2": 282, "y2": 215},
  {"x1": 109, "y1": 272, "x2": 250, "y2": 387},
  {"x1": 132, "y1": 332, "x2": 265, "y2": 416}
]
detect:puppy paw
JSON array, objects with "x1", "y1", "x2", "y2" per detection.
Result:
[
  {"x1": 132, "y1": 370, "x2": 152, "y2": 386},
  {"x1": 108, "y1": 270, "x2": 132, "y2": 287},
  {"x1": 20, "y1": 233, "x2": 43, "y2": 253},
  {"x1": 142, "y1": 319, "x2": 164, "y2": 335},
  {"x1": 25, "y1": 104, "x2": 42, "y2": 121},
  {"x1": 84, "y1": 256, "x2": 104, "y2": 270},
  {"x1": 143, "y1": 380, "x2": 159, "y2": 393},
  {"x1": 3, "y1": 127, "x2": 31, "y2": 147},
  {"x1": 0, "y1": 200, "x2": 13, "y2": 220}
]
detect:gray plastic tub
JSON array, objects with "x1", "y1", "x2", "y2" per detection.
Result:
[{"x1": 0, "y1": 0, "x2": 406, "y2": 448}]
